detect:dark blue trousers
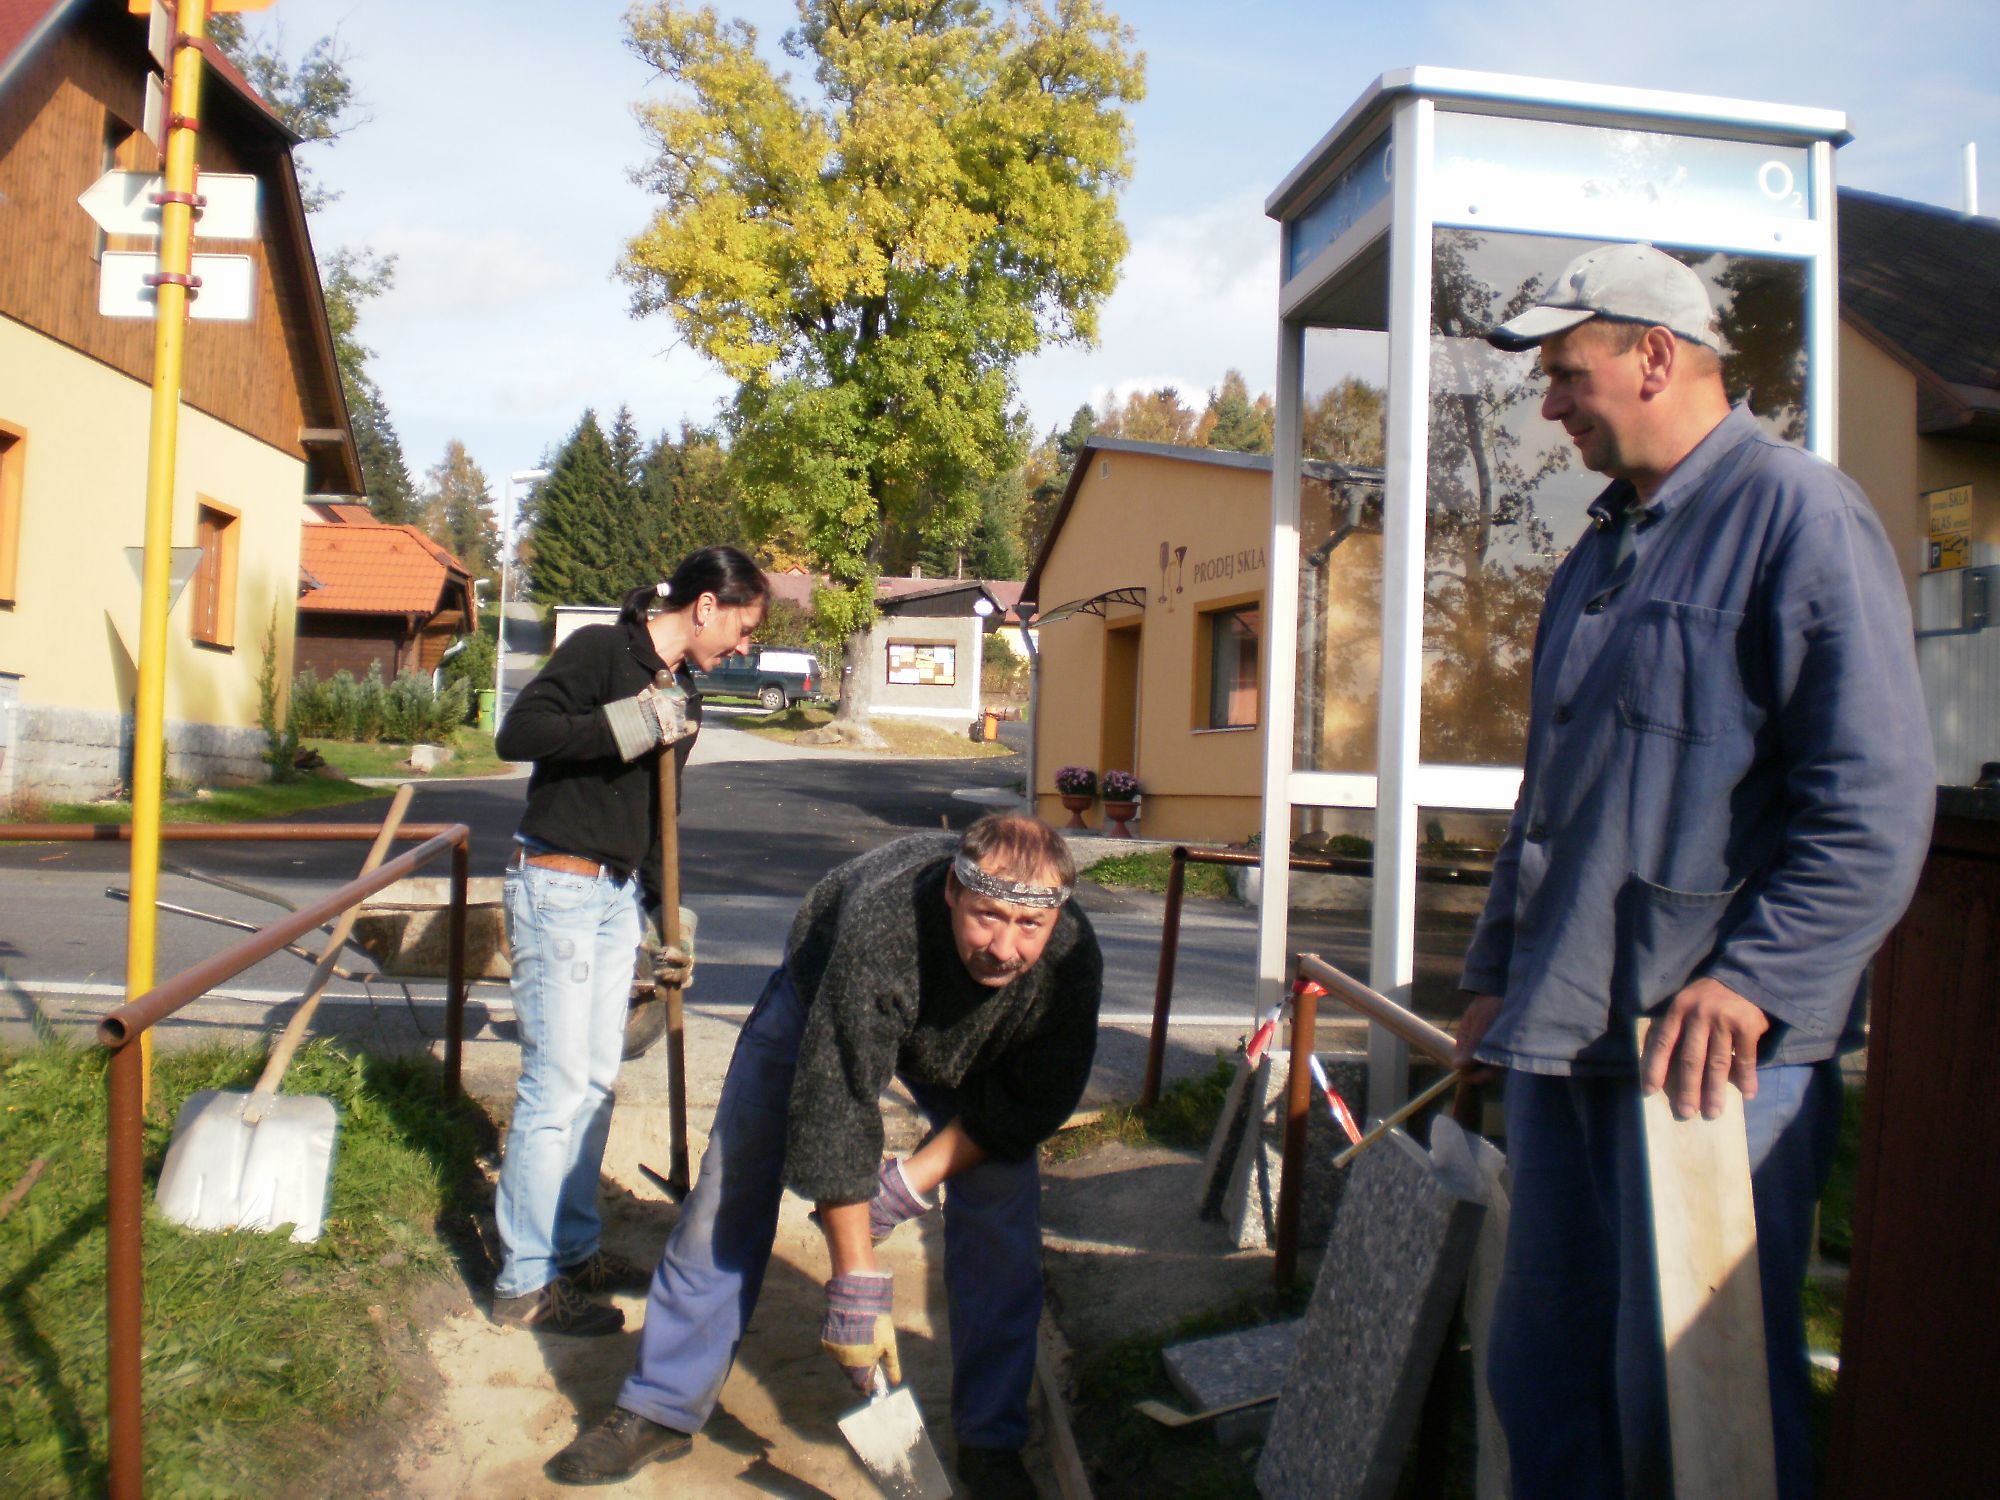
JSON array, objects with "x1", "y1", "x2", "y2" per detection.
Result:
[
  {"x1": 616, "y1": 967, "x2": 1043, "y2": 1449},
  {"x1": 1488, "y1": 1061, "x2": 1842, "y2": 1500}
]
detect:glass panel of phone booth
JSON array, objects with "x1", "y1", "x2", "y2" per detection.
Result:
[
  {"x1": 1295, "y1": 326, "x2": 1388, "y2": 776},
  {"x1": 1418, "y1": 228, "x2": 1810, "y2": 770},
  {"x1": 1279, "y1": 803, "x2": 1483, "y2": 1040}
]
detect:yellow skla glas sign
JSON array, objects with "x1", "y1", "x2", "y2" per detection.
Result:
[{"x1": 1925, "y1": 484, "x2": 1974, "y2": 572}]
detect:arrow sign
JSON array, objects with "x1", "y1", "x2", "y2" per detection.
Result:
[
  {"x1": 78, "y1": 171, "x2": 260, "y2": 241},
  {"x1": 99, "y1": 252, "x2": 256, "y2": 322}
]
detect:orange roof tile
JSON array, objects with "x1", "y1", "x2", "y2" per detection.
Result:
[{"x1": 299, "y1": 523, "x2": 468, "y2": 616}]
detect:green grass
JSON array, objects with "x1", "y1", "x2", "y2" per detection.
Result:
[
  {"x1": 738, "y1": 703, "x2": 1013, "y2": 758},
  {"x1": 0, "y1": 1037, "x2": 488, "y2": 1497},
  {"x1": 302, "y1": 729, "x2": 516, "y2": 781},
  {"x1": 1083, "y1": 849, "x2": 1238, "y2": 900},
  {"x1": 24, "y1": 777, "x2": 390, "y2": 825},
  {"x1": 1068, "y1": 1288, "x2": 1310, "y2": 1500},
  {"x1": 1045, "y1": 1054, "x2": 1238, "y2": 1165}
]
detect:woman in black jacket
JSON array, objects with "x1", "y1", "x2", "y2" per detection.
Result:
[{"x1": 489, "y1": 545, "x2": 768, "y2": 1334}]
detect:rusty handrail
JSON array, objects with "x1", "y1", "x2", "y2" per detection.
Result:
[
  {"x1": 1, "y1": 817, "x2": 471, "y2": 1500},
  {"x1": 1137, "y1": 843, "x2": 1491, "y2": 1107},
  {"x1": 1274, "y1": 953, "x2": 1475, "y2": 1290},
  {"x1": 1274, "y1": 957, "x2": 1320, "y2": 1289},
  {"x1": 1, "y1": 821, "x2": 462, "y2": 843}
]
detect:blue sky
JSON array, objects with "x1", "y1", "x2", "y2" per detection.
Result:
[{"x1": 262, "y1": 0, "x2": 1999, "y2": 499}]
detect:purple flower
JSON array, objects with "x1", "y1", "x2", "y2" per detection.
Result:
[
  {"x1": 1101, "y1": 770, "x2": 1141, "y2": 800},
  {"x1": 1054, "y1": 765, "x2": 1097, "y2": 796}
]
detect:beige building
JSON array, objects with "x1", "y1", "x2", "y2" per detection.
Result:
[
  {"x1": 0, "y1": 0, "x2": 358, "y2": 802},
  {"x1": 1024, "y1": 440, "x2": 1286, "y2": 843}
]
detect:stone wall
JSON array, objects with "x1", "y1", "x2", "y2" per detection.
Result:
[{"x1": 2, "y1": 703, "x2": 267, "y2": 805}]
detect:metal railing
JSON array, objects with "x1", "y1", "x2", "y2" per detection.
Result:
[
  {"x1": 1137, "y1": 843, "x2": 1490, "y2": 1107},
  {"x1": 1, "y1": 818, "x2": 473, "y2": 1500}
]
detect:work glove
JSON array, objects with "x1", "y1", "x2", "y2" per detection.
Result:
[
  {"x1": 868, "y1": 1157, "x2": 937, "y2": 1244},
  {"x1": 602, "y1": 680, "x2": 692, "y2": 762},
  {"x1": 821, "y1": 1270, "x2": 900, "y2": 1393},
  {"x1": 634, "y1": 910, "x2": 697, "y2": 995}
]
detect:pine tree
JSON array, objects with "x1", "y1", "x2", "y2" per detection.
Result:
[
  {"x1": 1199, "y1": 369, "x2": 1274, "y2": 454},
  {"x1": 632, "y1": 422, "x2": 745, "y2": 578},
  {"x1": 607, "y1": 405, "x2": 645, "y2": 499},
  {"x1": 525, "y1": 412, "x2": 629, "y2": 604},
  {"x1": 349, "y1": 383, "x2": 419, "y2": 523},
  {"x1": 421, "y1": 441, "x2": 499, "y2": 581}
]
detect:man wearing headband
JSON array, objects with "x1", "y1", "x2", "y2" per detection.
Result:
[{"x1": 548, "y1": 813, "x2": 1100, "y2": 1500}]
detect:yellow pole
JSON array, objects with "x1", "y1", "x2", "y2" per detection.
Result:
[{"x1": 126, "y1": 0, "x2": 211, "y2": 1109}]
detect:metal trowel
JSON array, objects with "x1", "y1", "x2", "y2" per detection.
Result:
[{"x1": 836, "y1": 1369, "x2": 953, "y2": 1500}]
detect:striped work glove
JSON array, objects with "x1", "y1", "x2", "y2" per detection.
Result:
[
  {"x1": 868, "y1": 1157, "x2": 937, "y2": 1244},
  {"x1": 821, "y1": 1271, "x2": 900, "y2": 1392},
  {"x1": 601, "y1": 680, "x2": 691, "y2": 762}
]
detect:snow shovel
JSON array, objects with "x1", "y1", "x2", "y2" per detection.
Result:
[
  {"x1": 837, "y1": 1369, "x2": 953, "y2": 1500},
  {"x1": 156, "y1": 785, "x2": 415, "y2": 1243}
]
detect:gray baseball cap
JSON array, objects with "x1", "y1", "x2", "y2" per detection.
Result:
[{"x1": 1486, "y1": 243, "x2": 1722, "y2": 352}]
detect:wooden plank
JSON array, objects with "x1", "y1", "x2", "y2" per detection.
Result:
[
  {"x1": 1637, "y1": 1018, "x2": 1777, "y2": 1500},
  {"x1": 1034, "y1": 1337, "x2": 1094, "y2": 1500}
]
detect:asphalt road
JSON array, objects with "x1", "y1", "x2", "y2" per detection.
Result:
[{"x1": 0, "y1": 715, "x2": 1473, "y2": 1104}]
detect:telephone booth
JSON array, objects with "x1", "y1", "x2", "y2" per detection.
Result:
[{"x1": 1256, "y1": 69, "x2": 1850, "y2": 1116}]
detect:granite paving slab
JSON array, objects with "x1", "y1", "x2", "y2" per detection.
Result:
[{"x1": 1255, "y1": 1129, "x2": 1485, "y2": 1500}]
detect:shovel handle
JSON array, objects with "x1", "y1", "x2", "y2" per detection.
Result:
[
  {"x1": 655, "y1": 706, "x2": 691, "y2": 1196},
  {"x1": 246, "y1": 785, "x2": 415, "y2": 1113}
]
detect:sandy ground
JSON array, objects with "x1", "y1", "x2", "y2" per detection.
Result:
[{"x1": 386, "y1": 1039, "x2": 1073, "y2": 1499}]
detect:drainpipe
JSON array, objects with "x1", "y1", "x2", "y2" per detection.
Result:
[{"x1": 1021, "y1": 619, "x2": 1040, "y2": 817}]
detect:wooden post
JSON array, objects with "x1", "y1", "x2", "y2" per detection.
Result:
[{"x1": 1139, "y1": 846, "x2": 1188, "y2": 1108}]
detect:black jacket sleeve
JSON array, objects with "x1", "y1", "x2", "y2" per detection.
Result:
[{"x1": 494, "y1": 629, "x2": 622, "y2": 764}]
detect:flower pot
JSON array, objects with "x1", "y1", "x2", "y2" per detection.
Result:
[
  {"x1": 1102, "y1": 798, "x2": 1138, "y2": 837},
  {"x1": 1058, "y1": 793, "x2": 1094, "y2": 830}
]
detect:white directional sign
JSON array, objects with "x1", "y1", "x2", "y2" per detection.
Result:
[
  {"x1": 78, "y1": 171, "x2": 260, "y2": 241},
  {"x1": 99, "y1": 251, "x2": 256, "y2": 321}
]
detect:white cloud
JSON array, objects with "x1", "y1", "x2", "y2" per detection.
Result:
[{"x1": 1017, "y1": 189, "x2": 1280, "y2": 432}]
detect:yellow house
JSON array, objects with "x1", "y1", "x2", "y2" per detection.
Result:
[
  {"x1": 1024, "y1": 439, "x2": 1312, "y2": 844},
  {"x1": 0, "y1": 0, "x2": 358, "y2": 803}
]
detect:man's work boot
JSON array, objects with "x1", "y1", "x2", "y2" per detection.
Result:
[
  {"x1": 546, "y1": 1407, "x2": 693, "y2": 1485},
  {"x1": 560, "y1": 1248, "x2": 653, "y2": 1295},
  {"x1": 956, "y1": 1444, "x2": 1039, "y2": 1500},
  {"x1": 490, "y1": 1275, "x2": 624, "y2": 1337}
]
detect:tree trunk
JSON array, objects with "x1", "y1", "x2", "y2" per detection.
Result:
[
  {"x1": 804, "y1": 625, "x2": 888, "y2": 749},
  {"x1": 834, "y1": 625, "x2": 874, "y2": 725}
]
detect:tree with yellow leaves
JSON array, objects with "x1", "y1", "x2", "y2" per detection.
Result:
[{"x1": 621, "y1": 0, "x2": 1143, "y2": 734}]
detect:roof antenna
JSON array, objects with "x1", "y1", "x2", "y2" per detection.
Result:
[{"x1": 1964, "y1": 142, "x2": 1980, "y2": 218}]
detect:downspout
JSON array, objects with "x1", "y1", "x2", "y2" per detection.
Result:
[{"x1": 1021, "y1": 619, "x2": 1040, "y2": 817}]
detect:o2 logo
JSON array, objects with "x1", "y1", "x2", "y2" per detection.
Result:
[{"x1": 1758, "y1": 160, "x2": 1804, "y2": 211}]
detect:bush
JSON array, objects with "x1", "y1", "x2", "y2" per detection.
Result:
[
  {"x1": 442, "y1": 630, "x2": 495, "y2": 703},
  {"x1": 981, "y1": 649, "x2": 1028, "y2": 698},
  {"x1": 290, "y1": 663, "x2": 470, "y2": 743},
  {"x1": 258, "y1": 607, "x2": 300, "y2": 782}
]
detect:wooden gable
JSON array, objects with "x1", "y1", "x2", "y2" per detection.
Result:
[{"x1": 0, "y1": 0, "x2": 358, "y2": 491}]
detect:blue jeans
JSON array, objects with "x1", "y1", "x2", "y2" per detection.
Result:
[
  {"x1": 493, "y1": 859, "x2": 642, "y2": 1299},
  {"x1": 1488, "y1": 1061, "x2": 1843, "y2": 1500},
  {"x1": 618, "y1": 967, "x2": 1045, "y2": 1449}
]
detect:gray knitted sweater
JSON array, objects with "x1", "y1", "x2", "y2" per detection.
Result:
[{"x1": 782, "y1": 833, "x2": 1103, "y2": 1204}]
